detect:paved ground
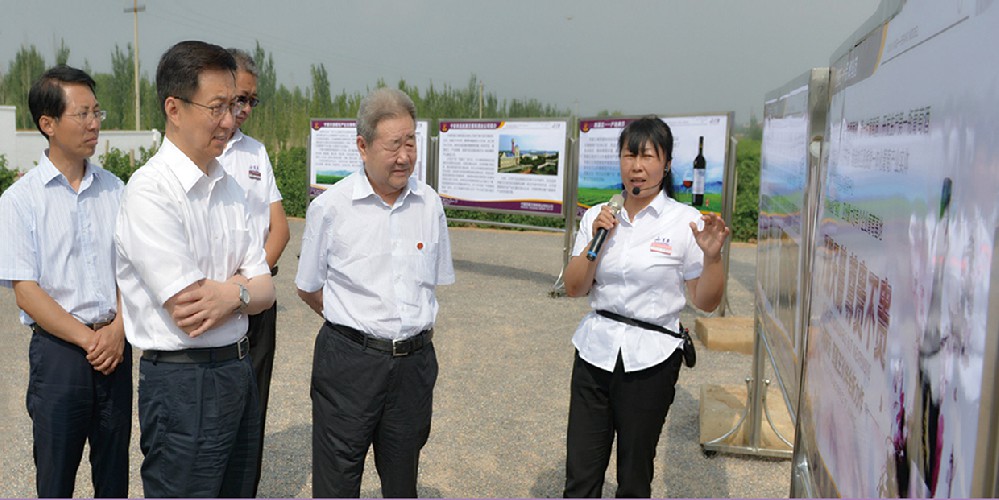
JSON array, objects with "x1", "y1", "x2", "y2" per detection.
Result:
[{"x1": 0, "y1": 220, "x2": 790, "y2": 498}]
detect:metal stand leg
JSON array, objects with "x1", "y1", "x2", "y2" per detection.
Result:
[{"x1": 702, "y1": 316, "x2": 793, "y2": 459}]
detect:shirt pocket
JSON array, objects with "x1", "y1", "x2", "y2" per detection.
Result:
[{"x1": 415, "y1": 241, "x2": 438, "y2": 287}]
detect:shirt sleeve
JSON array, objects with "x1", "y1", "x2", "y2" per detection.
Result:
[
  {"x1": 682, "y1": 211, "x2": 705, "y2": 281},
  {"x1": 0, "y1": 186, "x2": 38, "y2": 287},
  {"x1": 238, "y1": 195, "x2": 271, "y2": 280},
  {"x1": 115, "y1": 172, "x2": 205, "y2": 305},
  {"x1": 435, "y1": 204, "x2": 456, "y2": 286},
  {"x1": 570, "y1": 205, "x2": 599, "y2": 257},
  {"x1": 260, "y1": 148, "x2": 283, "y2": 203},
  {"x1": 295, "y1": 195, "x2": 330, "y2": 293}
]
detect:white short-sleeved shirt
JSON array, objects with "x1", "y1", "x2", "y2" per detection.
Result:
[
  {"x1": 295, "y1": 170, "x2": 455, "y2": 340},
  {"x1": 0, "y1": 152, "x2": 123, "y2": 326},
  {"x1": 219, "y1": 129, "x2": 282, "y2": 241},
  {"x1": 115, "y1": 138, "x2": 270, "y2": 351},
  {"x1": 571, "y1": 191, "x2": 704, "y2": 372}
]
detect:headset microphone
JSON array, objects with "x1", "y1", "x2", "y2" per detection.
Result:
[
  {"x1": 586, "y1": 194, "x2": 624, "y2": 261},
  {"x1": 632, "y1": 186, "x2": 641, "y2": 196}
]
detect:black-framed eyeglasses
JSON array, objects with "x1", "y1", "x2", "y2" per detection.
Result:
[
  {"x1": 173, "y1": 96, "x2": 241, "y2": 120},
  {"x1": 236, "y1": 96, "x2": 260, "y2": 109},
  {"x1": 62, "y1": 109, "x2": 107, "y2": 124}
]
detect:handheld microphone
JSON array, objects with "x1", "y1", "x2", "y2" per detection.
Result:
[{"x1": 586, "y1": 194, "x2": 624, "y2": 261}]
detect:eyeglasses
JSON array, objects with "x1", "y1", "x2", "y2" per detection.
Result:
[
  {"x1": 63, "y1": 109, "x2": 107, "y2": 124},
  {"x1": 174, "y1": 96, "x2": 242, "y2": 120},
  {"x1": 235, "y1": 96, "x2": 260, "y2": 109}
]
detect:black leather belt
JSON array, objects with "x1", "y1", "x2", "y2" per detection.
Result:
[
  {"x1": 31, "y1": 317, "x2": 115, "y2": 335},
  {"x1": 142, "y1": 336, "x2": 250, "y2": 364},
  {"x1": 325, "y1": 321, "x2": 433, "y2": 357},
  {"x1": 595, "y1": 309, "x2": 683, "y2": 339}
]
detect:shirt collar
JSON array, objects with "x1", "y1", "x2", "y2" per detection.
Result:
[
  {"x1": 162, "y1": 138, "x2": 225, "y2": 193},
  {"x1": 352, "y1": 167, "x2": 422, "y2": 205},
  {"x1": 38, "y1": 149, "x2": 97, "y2": 191},
  {"x1": 646, "y1": 190, "x2": 669, "y2": 215},
  {"x1": 620, "y1": 189, "x2": 669, "y2": 220},
  {"x1": 221, "y1": 128, "x2": 245, "y2": 156}
]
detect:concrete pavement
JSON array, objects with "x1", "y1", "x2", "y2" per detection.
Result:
[{"x1": 0, "y1": 220, "x2": 789, "y2": 498}]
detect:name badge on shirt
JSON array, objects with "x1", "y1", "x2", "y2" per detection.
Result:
[
  {"x1": 650, "y1": 236, "x2": 673, "y2": 255},
  {"x1": 248, "y1": 164, "x2": 261, "y2": 181}
]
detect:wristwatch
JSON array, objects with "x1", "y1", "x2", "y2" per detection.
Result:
[{"x1": 237, "y1": 283, "x2": 250, "y2": 312}]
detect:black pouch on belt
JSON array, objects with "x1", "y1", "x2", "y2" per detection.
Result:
[{"x1": 679, "y1": 325, "x2": 696, "y2": 368}]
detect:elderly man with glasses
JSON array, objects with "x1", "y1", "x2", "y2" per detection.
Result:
[
  {"x1": 114, "y1": 40, "x2": 275, "y2": 498},
  {"x1": 217, "y1": 47, "x2": 290, "y2": 496},
  {"x1": 0, "y1": 65, "x2": 130, "y2": 498}
]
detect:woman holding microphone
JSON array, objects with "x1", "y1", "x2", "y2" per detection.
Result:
[{"x1": 562, "y1": 117, "x2": 730, "y2": 497}]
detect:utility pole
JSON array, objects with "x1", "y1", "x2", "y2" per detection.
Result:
[{"x1": 124, "y1": 0, "x2": 145, "y2": 130}]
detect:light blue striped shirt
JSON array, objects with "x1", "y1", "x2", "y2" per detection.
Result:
[{"x1": 0, "y1": 151, "x2": 124, "y2": 326}]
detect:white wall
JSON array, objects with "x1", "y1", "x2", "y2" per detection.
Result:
[
  {"x1": 12, "y1": 130, "x2": 161, "y2": 172},
  {"x1": 0, "y1": 105, "x2": 161, "y2": 172},
  {"x1": 0, "y1": 106, "x2": 14, "y2": 169}
]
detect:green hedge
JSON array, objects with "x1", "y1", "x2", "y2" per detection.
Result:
[
  {"x1": 0, "y1": 154, "x2": 18, "y2": 194},
  {"x1": 100, "y1": 147, "x2": 156, "y2": 184}
]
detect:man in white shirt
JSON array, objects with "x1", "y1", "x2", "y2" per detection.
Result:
[
  {"x1": 218, "y1": 47, "x2": 290, "y2": 496},
  {"x1": 115, "y1": 40, "x2": 275, "y2": 498},
  {"x1": 296, "y1": 87, "x2": 454, "y2": 498},
  {"x1": 0, "y1": 65, "x2": 130, "y2": 498}
]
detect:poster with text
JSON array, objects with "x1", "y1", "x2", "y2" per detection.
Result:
[
  {"x1": 309, "y1": 119, "x2": 429, "y2": 197},
  {"x1": 758, "y1": 79, "x2": 811, "y2": 420},
  {"x1": 799, "y1": 1, "x2": 998, "y2": 497},
  {"x1": 576, "y1": 114, "x2": 730, "y2": 217},
  {"x1": 436, "y1": 119, "x2": 567, "y2": 216}
]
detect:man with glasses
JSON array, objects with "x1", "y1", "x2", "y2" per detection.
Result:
[
  {"x1": 115, "y1": 40, "x2": 275, "y2": 497},
  {"x1": 218, "y1": 47, "x2": 290, "y2": 496},
  {"x1": 0, "y1": 65, "x2": 130, "y2": 497},
  {"x1": 296, "y1": 87, "x2": 454, "y2": 498}
]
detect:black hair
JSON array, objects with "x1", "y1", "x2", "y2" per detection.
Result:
[
  {"x1": 28, "y1": 65, "x2": 96, "y2": 139},
  {"x1": 156, "y1": 40, "x2": 237, "y2": 117},
  {"x1": 618, "y1": 116, "x2": 675, "y2": 198}
]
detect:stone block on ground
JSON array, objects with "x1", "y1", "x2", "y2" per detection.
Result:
[{"x1": 694, "y1": 316, "x2": 754, "y2": 354}]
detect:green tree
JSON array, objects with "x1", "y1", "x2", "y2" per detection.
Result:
[
  {"x1": 732, "y1": 138, "x2": 761, "y2": 241},
  {"x1": 108, "y1": 44, "x2": 135, "y2": 129},
  {"x1": 55, "y1": 40, "x2": 70, "y2": 66},
  {"x1": 3, "y1": 45, "x2": 46, "y2": 129},
  {"x1": 310, "y1": 63, "x2": 333, "y2": 118}
]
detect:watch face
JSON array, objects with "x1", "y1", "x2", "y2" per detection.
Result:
[{"x1": 239, "y1": 285, "x2": 250, "y2": 307}]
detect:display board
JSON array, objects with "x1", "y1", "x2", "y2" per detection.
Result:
[
  {"x1": 795, "y1": 1, "x2": 998, "y2": 497},
  {"x1": 308, "y1": 118, "x2": 429, "y2": 196},
  {"x1": 436, "y1": 119, "x2": 568, "y2": 216},
  {"x1": 757, "y1": 69, "x2": 828, "y2": 425},
  {"x1": 576, "y1": 114, "x2": 731, "y2": 217}
]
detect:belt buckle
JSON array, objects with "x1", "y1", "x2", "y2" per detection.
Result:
[
  {"x1": 391, "y1": 338, "x2": 409, "y2": 357},
  {"x1": 237, "y1": 337, "x2": 249, "y2": 359}
]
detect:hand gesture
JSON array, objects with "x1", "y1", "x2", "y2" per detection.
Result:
[
  {"x1": 168, "y1": 279, "x2": 239, "y2": 338},
  {"x1": 86, "y1": 323, "x2": 125, "y2": 375},
  {"x1": 591, "y1": 204, "x2": 619, "y2": 238},
  {"x1": 689, "y1": 213, "x2": 730, "y2": 260}
]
